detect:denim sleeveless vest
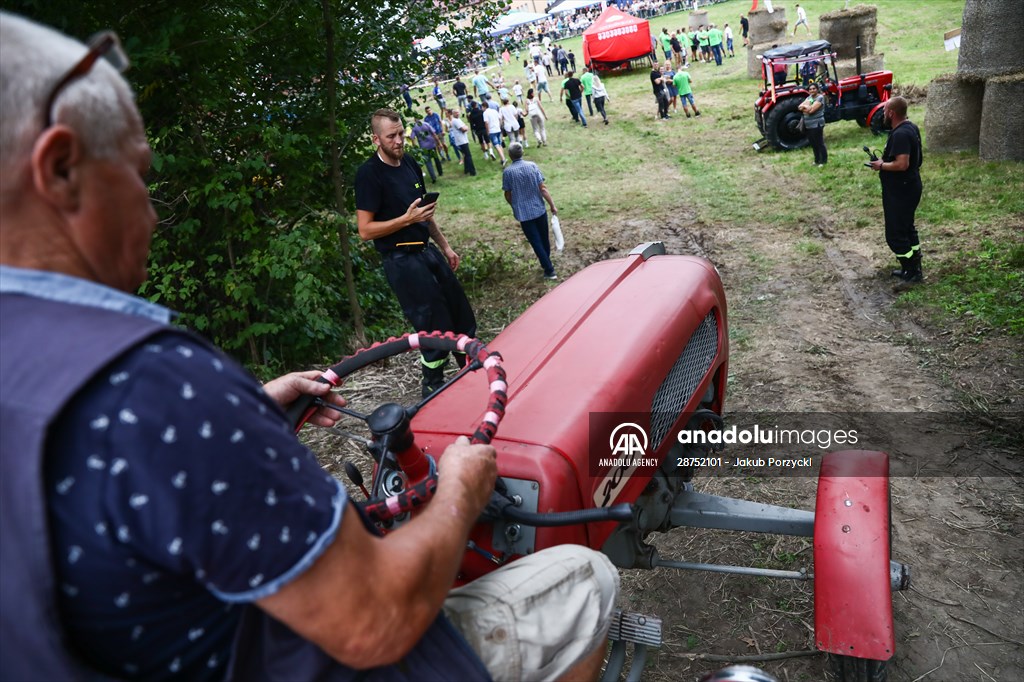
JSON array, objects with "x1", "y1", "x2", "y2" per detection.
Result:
[{"x1": 0, "y1": 293, "x2": 489, "y2": 682}]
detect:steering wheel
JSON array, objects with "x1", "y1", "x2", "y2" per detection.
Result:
[{"x1": 286, "y1": 331, "x2": 506, "y2": 524}]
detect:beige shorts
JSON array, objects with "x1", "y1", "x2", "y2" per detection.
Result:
[{"x1": 443, "y1": 544, "x2": 619, "y2": 681}]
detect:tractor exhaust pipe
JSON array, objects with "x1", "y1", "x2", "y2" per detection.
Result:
[{"x1": 856, "y1": 34, "x2": 862, "y2": 76}]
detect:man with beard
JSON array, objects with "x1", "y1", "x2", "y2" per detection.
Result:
[{"x1": 355, "y1": 109, "x2": 477, "y2": 394}]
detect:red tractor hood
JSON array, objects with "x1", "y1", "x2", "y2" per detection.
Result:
[{"x1": 413, "y1": 246, "x2": 728, "y2": 518}]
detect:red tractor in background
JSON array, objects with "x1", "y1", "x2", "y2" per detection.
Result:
[
  {"x1": 292, "y1": 243, "x2": 910, "y2": 681},
  {"x1": 754, "y1": 39, "x2": 893, "y2": 152}
]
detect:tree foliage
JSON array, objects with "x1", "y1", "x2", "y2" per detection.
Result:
[{"x1": 11, "y1": 0, "x2": 506, "y2": 373}]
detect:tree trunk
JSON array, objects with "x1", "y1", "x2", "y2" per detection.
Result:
[{"x1": 321, "y1": 0, "x2": 367, "y2": 348}]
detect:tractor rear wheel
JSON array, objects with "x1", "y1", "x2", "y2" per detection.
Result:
[
  {"x1": 764, "y1": 97, "x2": 809, "y2": 151},
  {"x1": 829, "y1": 655, "x2": 887, "y2": 682}
]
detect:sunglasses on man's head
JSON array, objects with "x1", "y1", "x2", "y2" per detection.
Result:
[{"x1": 42, "y1": 30, "x2": 129, "y2": 129}]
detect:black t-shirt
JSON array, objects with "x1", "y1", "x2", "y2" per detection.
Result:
[
  {"x1": 565, "y1": 77, "x2": 583, "y2": 99},
  {"x1": 670, "y1": 36, "x2": 681, "y2": 52},
  {"x1": 881, "y1": 120, "x2": 922, "y2": 188},
  {"x1": 468, "y1": 107, "x2": 485, "y2": 132},
  {"x1": 453, "y1": 80, "x2": 467, "y2": 96},
  {"x1": 741, "y1": 17, "x2": 749, "y2": 36},
  {"x1": 354, "y1": 153, "x2": 429, "y2": 253},
  {"x1": 650, "y1": 70, "x2": 664, "y2": 95}
]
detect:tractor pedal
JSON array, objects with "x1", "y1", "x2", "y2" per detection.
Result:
[{"x1": 607, "y1": 609, "x2": 663, "y2": 648}]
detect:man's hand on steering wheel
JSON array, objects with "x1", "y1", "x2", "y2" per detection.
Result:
[{"x1": 264, "y1": 371, "x2": 347, "y2": 428}]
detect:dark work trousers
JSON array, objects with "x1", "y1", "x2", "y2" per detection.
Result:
[
  {"x1": 457, "y1": 143, "x2": 476, "y2": 176},
  {"x1": 382, "y1": 245, "x2": 477, "y2": 365},
  {"x1": 571, "y1": 98, "x2": 587, "y2": 126},
  {"x1": 805, "y1": 124, "x2": 827, "y2": 165},
  {"x1": 565, "y1": 97, "x2": 579, "y2": 122},
  {"x1": 881, "y1": 177, "x2": 923, "y2": 257},
  {"x1": 422, "y1": 148, "x2": 443, "y2": 183},
  {"x1": 519, "y1": 213, "x2": 555, "y2": 277},
  {"x1": 595, "y1": 96, "x2": 607, "y2": 121},
  {"x1": 585, "y1": 93, "x2": 594, "y2": 115},
  {"x1": 656, "y1": 91, "x2": 669, "y2": 119}
]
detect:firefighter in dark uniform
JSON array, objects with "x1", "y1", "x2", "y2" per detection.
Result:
[
  {"x1": 356, "y1": 108, "x2": 477, "y2": 396},
  {"x1": 869, "y1": 96, "x2": 924, "y2": 283}
]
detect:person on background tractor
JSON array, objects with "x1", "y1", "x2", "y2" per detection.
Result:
[
  {"x1": 868, "y1": 96, "x2": 924, "y2": 284},
  {"x1": 0, "y1": 12, "x2": 620, "y2": 681}
]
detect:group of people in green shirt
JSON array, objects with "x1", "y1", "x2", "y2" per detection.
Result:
[{"x1": 659, "y1": 24, "x2": 728, "y2": 70}]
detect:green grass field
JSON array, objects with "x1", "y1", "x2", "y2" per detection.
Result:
[{"x1": 416, "y1": 0, "x2": 1022, "y2": 337}]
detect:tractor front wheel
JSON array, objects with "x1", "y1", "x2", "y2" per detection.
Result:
[
  {"x1": 764, "y1": 97, "x2": 809, "y2": 151},
  {"x1": 829, "y1": 655, "x2": 887, "y2": 682},
  {"x1": 869, "y1": 107, "x2": 891, "y2": 136}
]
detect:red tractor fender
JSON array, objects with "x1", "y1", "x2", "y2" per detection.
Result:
[
  {"x1": 813, "y1": 450, "x2": 895, "y2": 662},
  {"x1": 868, "y1": 101, "x2": 886, "y2": 124}
]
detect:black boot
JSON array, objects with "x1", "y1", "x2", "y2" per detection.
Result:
[
  {"x1": 890, "y1": 256, "x2": 911, "y2": 278},
  {"x1": 901, "y1": 252, "x2": 923, "y2": 283},
  {"x1": 421, "y1": 360, "x2": 448, "y2": 398}
]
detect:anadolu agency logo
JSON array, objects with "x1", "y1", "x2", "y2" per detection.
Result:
[
  {"x1": 593, "y1": 422, "x2": 659, "y2": 508},
  {"x1": 609, "y1": 422, "x2": 648, "y2": 458}
]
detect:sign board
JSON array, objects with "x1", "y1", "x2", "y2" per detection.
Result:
[{"x1": 944, "y1": 28, "x2": 961, "y2": 52}]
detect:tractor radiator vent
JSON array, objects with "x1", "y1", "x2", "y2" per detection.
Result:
[{"x1": 649, "y1": 309, "x2": 719, "y2": 451}]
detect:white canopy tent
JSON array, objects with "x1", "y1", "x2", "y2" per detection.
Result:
[
  {"x1": 549, "y1": 0, "x2": 604, "y2": 15},
  {"x1": 490, "y1": 11, "x2": 549, "y2": 36}
]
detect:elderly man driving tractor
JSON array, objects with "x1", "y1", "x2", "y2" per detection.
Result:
[{"x1": 0, "y1": 12, "x2": 618, "y2": 681}]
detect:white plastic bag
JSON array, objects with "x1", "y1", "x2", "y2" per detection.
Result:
[{"x1": 551, "y1": 214, "x2": 565, "y2": 251}]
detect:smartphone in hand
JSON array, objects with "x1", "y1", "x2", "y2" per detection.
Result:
[{"x1": 421, "y1": 192, "x2": 440, "y2": 206}]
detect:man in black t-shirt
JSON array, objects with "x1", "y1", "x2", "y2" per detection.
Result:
[
  {"x1": 869, "y1": 96, "x2": 924, "y2": 283},
  {"x1": 355, "y1": 109, "x2": 477, "y2": 396},
  {"x1": 452, "y1": 76, "x2": 469, "y2": 111},
  {"x1": 740, "y1": 14, "x2": 750, "y2": 46},
  {"x1": 561, "y1": 71, "x2": 588, "y2": 127},
  {"x1": 651, "y1": 65, "x2": 669, "y2": 120}
]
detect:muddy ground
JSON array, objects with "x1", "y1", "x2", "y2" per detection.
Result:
[
  {"x1": 309, "y1": 210, "x2": 1022, "y2": 681},
  {"x1": 560, "y1": 213, "x2": 1023, "y2": 682}
]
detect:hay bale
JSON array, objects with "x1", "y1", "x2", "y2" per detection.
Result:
[
  {"x1": 748, "y1": 41, "x2": 789, "y2": 79},
  {"x1": 925, "y1": 73, "x2": 985, "y2": 153},
  {"x1": 833, "y1": 53, "x2": 885, "y2": 79},
  {"x1": 748, "y1": 7, "x2": 788, "y2": 45},
  {"x1": 959, "y1": 0, "x2": 1024, "y2": 77},
  {"x1": 818, "y1": 4, "x2": 878, "y2": 59},
  {"x1": 688, "y1": 10, "x2": 708, "y2": 32},
  {"x1": 979, "y1": 71, "x2": 1024, "y2": 161}
]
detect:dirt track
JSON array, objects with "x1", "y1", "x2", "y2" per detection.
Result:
[
  {"x1": 309, "y1": 209, "x2": 1022, "y2": 681},
  {"x1": 562, "y1": 214, "x2": 1024, "y2": 681}
]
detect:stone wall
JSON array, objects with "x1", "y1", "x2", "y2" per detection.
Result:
[
  {"x1": 958, "y1": 0, "x2": 1024, "y2": 77},
  {"x1": 818, "y1": 4, "x2": 878, "y2": 60},
  {"x1": 926, "y1": 0, "x2": 1024, "y2": 160},
  {"x1": 688, "y1": 10, "x2": 708, "y2": 32},
  {"x1": 979, "y1": 72, "x2": 1024, "y2": 161},
  {"x1": 746, "y1": 7, "x2": 789, "y2": 78},
  {"x1": 925, "y1": 73, "x2": 985, "y2": 153},
  {"x1": 834, "y1": 54, "x2": 885, "y2": 79}
]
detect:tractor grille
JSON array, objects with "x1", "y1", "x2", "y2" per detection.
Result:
[{"x1": 649, "y1": 309, "x2": 719, "y2": 451}]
